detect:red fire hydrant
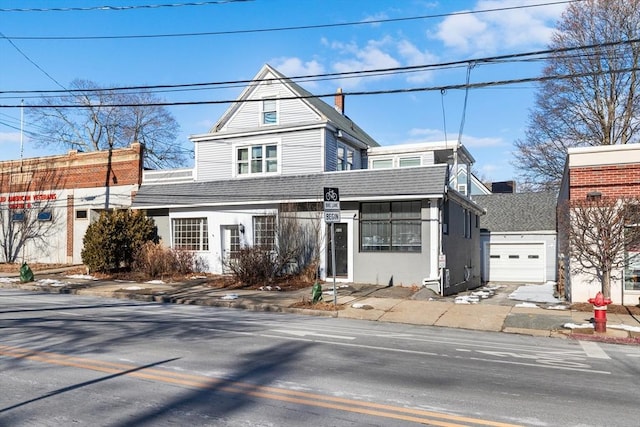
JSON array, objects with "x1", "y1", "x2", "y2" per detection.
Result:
[{"x1": 587, "y1": 292, "x2": 612, "y2": 333}]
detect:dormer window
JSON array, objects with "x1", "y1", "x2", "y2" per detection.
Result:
[{"x1": 262, "y1": 98, "x2": 277, "y2": 125}]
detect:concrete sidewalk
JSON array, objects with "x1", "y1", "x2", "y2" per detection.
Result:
[{"x1": 1, "y1": 269, "x2": 639, "y2": 344}]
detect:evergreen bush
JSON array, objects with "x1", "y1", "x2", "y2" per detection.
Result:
[{"x1": 82, "y1": 209, "x2": 158, "y2": 273}]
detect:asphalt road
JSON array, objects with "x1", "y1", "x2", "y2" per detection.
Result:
[{"x1": 1, "y1": 289, "x2": 639, "y2": 426}]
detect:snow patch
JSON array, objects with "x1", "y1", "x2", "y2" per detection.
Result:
[
  {"x1": 0, "y1": 277, "x2": 19, "y2": 284},
  {"x1": 509, "y1": 282, "x2": 560, "y2": 304},
  {"x1": 515, "y1": 302, "x2": 539, "y2": 308},
  {"x1": 65, "y1": 274, "x2": 96, "y2": 280},
  {"x1": 220, "y1": 293, "x2": 238, "y2": 300},
  {"x1": 145, "y1": 280, "x2": 165, "y2": 285},
  {"x1": 124, "y1": 286, "x2": 144, "y2": 291}
]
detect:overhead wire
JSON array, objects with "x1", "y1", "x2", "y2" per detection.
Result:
[
  {"x1": 0, "y1": 0, "x2": 255, "y2": 13},
  {"x1": 2, "y1": 1, "x2": 581, "y2": 41}
]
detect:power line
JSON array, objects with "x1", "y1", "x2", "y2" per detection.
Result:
[
  {"x1": 0, "y1": 31, "x2": 67, "y2": 92},
  {"x1": 2, "y1": 66, "x2": 638, "y2": 109},
  {"x1": 1, "y1": 36, "x2": 636, "y2": 99},
  {"x1": 3, "y1": 1, "x2": 581, "y2": 41},
  {"x1": 0, "y1": 0, "x2": 254, "y2": 13}
]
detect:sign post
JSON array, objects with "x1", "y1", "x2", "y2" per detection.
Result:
[{"x1": 323, "y1": 187, "x2": 340, "y2": 305}]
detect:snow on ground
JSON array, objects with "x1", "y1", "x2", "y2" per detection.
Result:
[
  {"x1": 124, "y1": 286, "x2": 144, "y2": 291},
  {"x1": 145, "y1": 280, "x2": 165, "y2": 285},
  {"x1": 66, "y1": 274, "x2": 96, "y2": 280},
  {"x1": 509, "y1": 282, "x2": 561, "y2": 304},
  {"x1": 36, "y1": 278, "x2": 66, "y2": 287},
  {"x1": 564, "y1": 322, "x2": 640, "y2": 333},
  {"x1": 0, "y1": 277, "x2": 19, "y2": 284}
]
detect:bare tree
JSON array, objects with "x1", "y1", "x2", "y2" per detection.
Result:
[
  {"x1": 513, "y1": 0, "x2": 640, "y2": 190},
  {"x1": 27, "y1": 79, "x2": 188, "y2": 169},
  {"x1": 559, "y1": 197, "x2": 640, "y2": 299},
  {"x1": 0, "y1": 167, "x2": 60, "y2": 263}
]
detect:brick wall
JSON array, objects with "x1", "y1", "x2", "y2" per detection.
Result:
[
  {"x1": 0, "y1": 143, "x2": 143, "y2": 194},
  {"x1": 569, "y1": 163, "x2": 640, "y2": 200}
]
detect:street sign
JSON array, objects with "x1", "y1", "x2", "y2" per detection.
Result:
[
  {"x1": 323, "y1": 187, "x2": 340, "y2": 224},
  {"x1": 324, "y1": 187, "x2": 339, "y2": 202},
  {"x1": 324, "y1": 211, "x2": 340, "y2": 223}
]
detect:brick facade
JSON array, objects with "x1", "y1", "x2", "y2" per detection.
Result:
[
  {"x1": 0, "y1": 143, "x2": 143, "y2": 195},
  {"x1": 0, "y1": 143, "x2": 143, "y2": 264},
  {"x1": 570, "y1": 164, "x2": 640, "y2": 200}
]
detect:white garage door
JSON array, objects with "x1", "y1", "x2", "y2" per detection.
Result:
[{"x1": 485, "y1": 243, "x2": 545, "y2": 283}]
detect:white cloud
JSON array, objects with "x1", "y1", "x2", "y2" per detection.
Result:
[
  {"x1": 403, "y1": 128, "x2": 504, "y2": 147},
  {"x1": 0, "y1": 131, "x2": 21, "y2": 145},
  {"x1": 331, "y1": 37, "x2": 401, "y2": 88},
  {"x1": 433, "y1": 0, "x2": 565, "y2": 54},
  {"x1": 397, "y1": 40, "x2": 438, "y2": 83},
  {"x1": 271, "y1": 57, "x2": 325, "y2": 79}
]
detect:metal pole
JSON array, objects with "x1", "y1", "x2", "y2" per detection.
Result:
[{"x1": 331, "y1": 221, "x2": 337, "y2": 305}]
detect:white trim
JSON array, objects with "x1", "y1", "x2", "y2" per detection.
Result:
[
  {"x1": 429, "y1": 200, "x2": 440, "y2": 282},
  {"x1": 135, "y1": 194, "x2": 445, "y2": 210},
  {"x1": 232, "y1": 138, "x2": 281, "y2": 178}
]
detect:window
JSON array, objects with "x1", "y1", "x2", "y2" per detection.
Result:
[
  {"x1": 76, "y1": 210, "x2": 88, "y2": 220},
  {"x1": 37, "y1": 211, "x2": 52, "y2": 221},
  {"x1": 253, "y1": 216, "x2": 275, "y2": 250},
  {"x1": 457, "y1": 183, "x2": 468, "y2": 196},
  {"x1": 464, "y1": 209, "x2": 471, "y2": 239},
  {"x1": 490, "y1": 255, "x2": 500, "y2": 259},
  {"x1": 508, "y1": 255, "x2": 520, "y2": 259},
  {"x1": 371, "y1": 159, "x2": 393, "y2": 169},
  {"x1": 226, "y1": 225, "x2": 241, "y2": 259},
  {"x1": 337, "y1": 146, "x2": 354, "y2": 171},
  {"x1": 528, "y1": 255, "x2": 540, "y2": 259},
  {"x1": 237, "y1": 144, "x2": 278, "y2": 175},
  {"x1": 262, "y1": 98, "x2": 277, "y2": 125},
  {"x1": 360, "y1": 201, "x2": 421, "y2": 252},
  {"x1": 399, "y1": 157, "x2": 420, "y2": 167},
  {"x1": 11, "y1": 211, "x2": 25, "y2": 222},
  {"x1": 172, "y1": 218, "x2": 209, "y2": 251}
]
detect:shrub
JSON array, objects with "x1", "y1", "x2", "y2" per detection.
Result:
[
  {"x1": 133, "y1": 242, "x2": 209, "y2": 279},
  {"x1": 82, "y1": 209, "x2": 158, "y2": 273},
  {"x1": 224, "y1": 247, "x2": 277, "y2": 286}
]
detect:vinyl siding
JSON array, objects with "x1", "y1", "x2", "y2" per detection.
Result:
[
  {"x1": 195, "y1": 139, "x2": 234, "y2": 181},
  {"x1": 223, "y1": 77, "x2": 321, "y2": 131},
  {"x1": 281, "y1": 129, "x2": 324, "y2": 175}
]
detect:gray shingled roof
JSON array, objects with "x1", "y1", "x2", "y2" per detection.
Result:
[
  {"x1": 473, "y1": 191, "x2": 557, "y2": 232},
  {"x1": 264, "y1": 65, "x2": 380, "y2": 148},
  {"x1": 132, "y1": 165, "x2": 447, "y2": 209}
]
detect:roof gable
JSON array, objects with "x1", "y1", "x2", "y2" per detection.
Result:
[{"x1": 205, "y1": 64, "x2": 379, "y2": 147}]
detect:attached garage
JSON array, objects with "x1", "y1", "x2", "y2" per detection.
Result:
[{"x1": 483, "y1": 242, "x2": 545, "y2": 283}]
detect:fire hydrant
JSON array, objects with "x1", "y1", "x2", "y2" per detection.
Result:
[{"x1": 587, "y1": 292, "x2": 612, "y2": 333}]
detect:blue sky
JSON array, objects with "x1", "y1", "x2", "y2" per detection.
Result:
[{"x1": 0, "y1": 0, "x2": 569, "y2": 182}]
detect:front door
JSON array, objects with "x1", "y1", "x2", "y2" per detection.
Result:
[
  {"x1": 327, "y1": 222, "x2": 348, "y2": 277},
  {"x1": 221, "y1": 225, "x2": 240, "y2": 272}
]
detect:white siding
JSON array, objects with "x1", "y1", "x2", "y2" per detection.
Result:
[
  {"x1": 222, "y1": 76, "x2": 321, "y2": 132},
  {"x1": 195, "y1": 139, "x2": 234, "y2": 181},
  {"x1": 281, "y1": 129, "x2": 324, "y2": 175}
]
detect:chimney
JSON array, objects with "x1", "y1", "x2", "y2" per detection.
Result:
[{"x1": 334, "y1": 88, "x2": 345, "y2": 114}]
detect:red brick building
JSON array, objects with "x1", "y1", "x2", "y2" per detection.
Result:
[
  {"x1": 558, "y1": 144, "x2": 640, "y2": 305},
  {"x1": 0, "y1": 143, "x2": 143, "y2": 264}
]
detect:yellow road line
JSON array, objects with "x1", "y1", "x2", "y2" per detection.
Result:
[{"x1": 0, "y1": 344, "x2": 521, "y2": 427}]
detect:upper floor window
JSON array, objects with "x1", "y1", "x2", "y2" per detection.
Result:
[
  {"x1": 371, "y1": 159, "x2": 393, "y2": 169},
  {"x1": 399, "y1": 157, "x2": 421, "y2": 167},
  {"x1": 337, "y1": 146, "x2": 354, "y2": 171},
  {"x1": 262, "y1": 98, "x2": 277, "y2": 125},
  {"x1": 237, "y1": 144, "x2": 278, "y2": 176}
]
